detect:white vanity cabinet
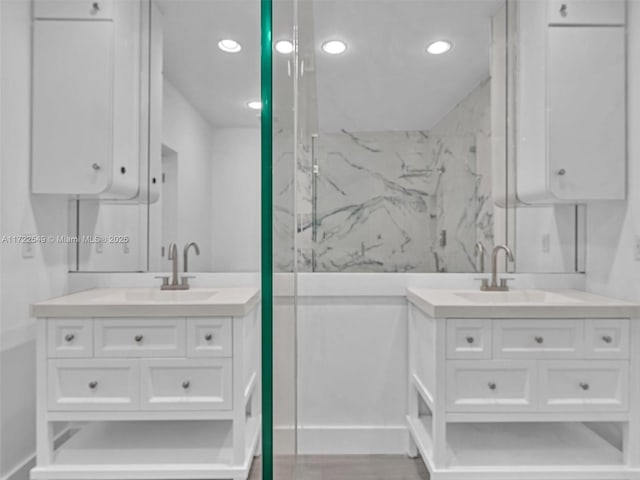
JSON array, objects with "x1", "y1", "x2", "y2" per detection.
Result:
[
  {"x1": 512, "y1": 0, "x2": 626, "y2": 204},
  {"x1": 30, "y1": 288, "x2": 261, "y2": 480},
  {"x1": 32, "y1": 0, "x2": 161, "y2": 200},
  {"x1": 406, "y1": 288, "x2": 640, "y2": 480}
]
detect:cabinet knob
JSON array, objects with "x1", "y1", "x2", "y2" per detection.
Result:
[
  {"x1": 91, "y1": 2, "x2": 100, "y2": 12},
  {"x1": 64, "y1": 333, "x2": 75, "y2": 342},
  {"x1": 579, "y1": 382, "x2": 590, "y2": 391},
  {"x1": 557, "y1": 168, "x2": 566, "y2": 176},
  {"x1": 92, "y1": 163, "x2": 102, "y2": 171},
  {"x1": 534, "y1": 336, "x2": 544, "y2": 344},
  {"x1": 88, "y1": 381, "x2": 98, "y2": 390},
  {"x1": 602, "y1": 335, "x2": 613, "y2": 344},
  {"x1": 488, "y1": 382, "x2": 497, "y2": 391},
  {"x1": 205, "y1": 333, "x2": 213, "y2": 342},
  {"x1": 182, "y1": 381, "x2": 190, "y2": 390},
  {"x1": 559, "y1": 3, "x2": 568, "y2": 17},
  {"x1": 134, "y1": 334, "x2": 143, "y2": 343}
]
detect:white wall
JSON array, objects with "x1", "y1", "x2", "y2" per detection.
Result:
[
  {"x1": 585, "y1": 3, "x2": 640, "y2": 301},
  {"x1": 209, "y1": 128, "x2": 260, "y2": 272},
  {"x1": 0, "y1": 1, "x2": 70, "y2": 478},
  {"x1": 162, "y1": 79, "x2": 214, "y2": 271}
]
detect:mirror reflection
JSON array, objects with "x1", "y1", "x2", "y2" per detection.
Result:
[{"x1": 71, "y1": 0, "x2": 583, "y2": 274}]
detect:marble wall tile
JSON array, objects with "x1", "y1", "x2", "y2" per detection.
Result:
[{"x1": 275, "y1": 79, "x2": 493, "y2": 273}]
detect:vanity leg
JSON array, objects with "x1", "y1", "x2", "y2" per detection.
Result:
[
  {"x1": 36, "y1": 421, "x2": 54, "y2": 466},
  {"x1": 624, "y1": 319, "x2": 640, "y2": 468},
  {"x1": 431, "y1": 411, "x2": 447, "y2": 468},
  {"x1": 36, "y1": 321, "x2": 54, "y2": 466},
  {"x1": 407, "y1": 384, "x2": 419, "y2": 458},
  {"x1": 407, "y1": 307, "x2": 419, "y2": 458},
  {"x1": 233, "y1": 317, "x2": 246, "y2": 466}
]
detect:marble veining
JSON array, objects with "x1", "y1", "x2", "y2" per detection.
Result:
[
  {"x1": 272, "y1": 79, "x2": 493, "y2": 273},
  {"x1": 289, "y1": 79, "x2": 493, "y2": 273}
]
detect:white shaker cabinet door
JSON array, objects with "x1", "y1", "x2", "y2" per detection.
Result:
[
  {"x1": 32, "y1": 20, "x2": 114, "y2": 195},
  {"x1": 547, "y1": 26, "x2": 625, "y2": 201}
]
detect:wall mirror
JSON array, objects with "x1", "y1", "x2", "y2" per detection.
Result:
[{"x1": 70, "y1": 0, "x2": 584, "y2": 274}]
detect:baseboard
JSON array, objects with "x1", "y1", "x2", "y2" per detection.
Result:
[
  {"x1": 274, "y1": 425, "x2": 407, "y2": 455},
  {"x1": 1, "y1": 428, "x2": 73, "y2": 480}
]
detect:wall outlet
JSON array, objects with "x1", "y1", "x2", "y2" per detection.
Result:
[
  {"x1": 541, "y1": 234, "x2": 551, "y2": 253},
  {"x1": 21, "y1": 242, "x2": 35, "y2": 259}
]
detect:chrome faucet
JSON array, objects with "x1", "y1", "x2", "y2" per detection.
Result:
[
  {"x1": 480, "y1": 244, "x2": 514, "y2": 291},
  {"x1": 474, "y1": 241, "x2": 486, "y2": 273},
  {"x1": 156, "y1": 242, "x2": 190, "y2": 290},
  {"x1": 183, "y1": 242, "x2": 200, "y2": 273}
]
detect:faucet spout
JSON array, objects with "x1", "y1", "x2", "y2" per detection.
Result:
[
  {"x1": 183, "y1": 242, "x2": 200, "y2": 273},
  {"x1": 481, "y1": 244, "x2": 514, "y2": 291}
]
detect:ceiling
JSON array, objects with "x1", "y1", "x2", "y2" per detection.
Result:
[
  {"x1": 158, "y1": 0, "x2": 503, "y2": 132},
  {"x1": 158, "y1": 0, "x2": 261, "y2": 128}
]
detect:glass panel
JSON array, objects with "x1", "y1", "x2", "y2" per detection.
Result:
[{"x1": 271, "y1": 0, "x2": 298, "y2": 478}]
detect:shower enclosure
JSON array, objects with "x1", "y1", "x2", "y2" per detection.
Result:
[{"x1": 261, "y1": 0, "x2": 584, "y2": 478}]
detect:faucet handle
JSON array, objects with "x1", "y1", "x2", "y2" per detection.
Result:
[
  {"x1": 499, "y1": 278, "x2": 515, "y2": 290},
  {"x1": 181, "y1": 275, "x2": 196, "y2": 288},
  {"x1": 154, "y1": 275, "x2": 170, "y2": 287},
  {"x1": 474, "y1": 278, "x2": 490, "y2": 291}
]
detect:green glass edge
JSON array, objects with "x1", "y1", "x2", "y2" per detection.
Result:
[{"x1": 260, "y1": 0, "x2": 273, "y2": 479}]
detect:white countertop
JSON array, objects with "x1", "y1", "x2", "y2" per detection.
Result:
[
  {"x1": 407, "y1": 288, "x2": 640, "y2": 318},
  {"x1": 31, "y1": 287, "x2": 260, "y2": 318}
]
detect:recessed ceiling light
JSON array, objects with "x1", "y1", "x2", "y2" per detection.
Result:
[
  {"x1": 275, "y1": 40, "x2": 294, "y2": 54},
  {"x1": 218, "y1": 39, "x2": 242, "y2": 53},
  {"x1": 247, "y1": 101, "x2": 262, "y2": 110},
  {"x1": 322, "y1": 40, "x2": 347, "y2": 55},
  {"x1": 426, "y1": 40, "x2": 452, "y2": 55}
]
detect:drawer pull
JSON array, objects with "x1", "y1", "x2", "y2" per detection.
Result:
[
  {"x1": 534, "y1": 336, "x2": 544, "y2": 344},
  {"x1": 134, "y1": 335, "x2": 144, "y2": 343},
  {"x1": 488, "y1": 382, "x2": 497, "y2": 391},
  {"x1": 465, "y1": 336, "x2": 474, "y2": 344},
  {"x1": 88, "y1": 381, "x2": 98, "y2": 390},
  {"x1": 182, "y1": 380, "x2": 191, "y2": 390},
  {"x1": 602, "y1": 335, "x2": 613, "y2": 344},
  {"x1": 205, "y1": 333, "x2": 213, "y2": 342},
  {"x1": 579, "y1": 382, "x2": 590, "y2": 391},
  {"x1": 559, "y1": 3, "x2": 568, "y2": 17},
  {"x1": 64, "y1": 334, "x2": 75, "y2": 342}
]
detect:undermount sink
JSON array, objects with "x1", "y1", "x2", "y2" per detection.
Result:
[
  {"x1": 91, "y1": 288, "x2": 218, "y2": 304},
  {"x1": 454, "y1": 289, "x2": 584, "y2": 305}
]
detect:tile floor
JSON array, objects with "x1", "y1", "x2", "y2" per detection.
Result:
[{"x1": 248, "y1": 455, "x2": 430, "y2": 480}]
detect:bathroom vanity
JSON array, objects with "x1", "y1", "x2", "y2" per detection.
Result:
[
  {"x1": 29, "y1": 287, "x2": 261, "y2": 480},
  {"x1": 407, "y1": 288, "x2": 640, "y2": 480}
]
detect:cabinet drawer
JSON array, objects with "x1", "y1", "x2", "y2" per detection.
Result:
[
  {"x1": 34, "y1": 0, "x2": 114, "y2": 20},
  {"x1": 538, "y1": 360, "x2": 628, "y2": 412},
  {"x1": 584, "y1": 319, "x2": 629, "y2": 359},
  {"x1": 446, "y1": 360, "x2": 536, "y2": 412},
  {"x1": 493, "y1": 319, "x2": 583, "y2": 359},
  {"x1": 446, "y1": 319, "x2": 492, "y2": 359},
  {"x1": 187, "y1": 318, "x2": 232, "y2": 358},
  {"x1": 140, "y1": 359, "x2": 232, "y2": 410},
  {"x1": 548, "y1": 0, "x2": 625, "y2": 25},
  {"x1": 48, "y1": 359, "x2": 138, "y2": 411},
  {"x1": 94, "y1": 319, "x2": 185, "y2": 358},
  {"x1": 47, "y1": 319, "x2": 93, "y2": 358}
]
